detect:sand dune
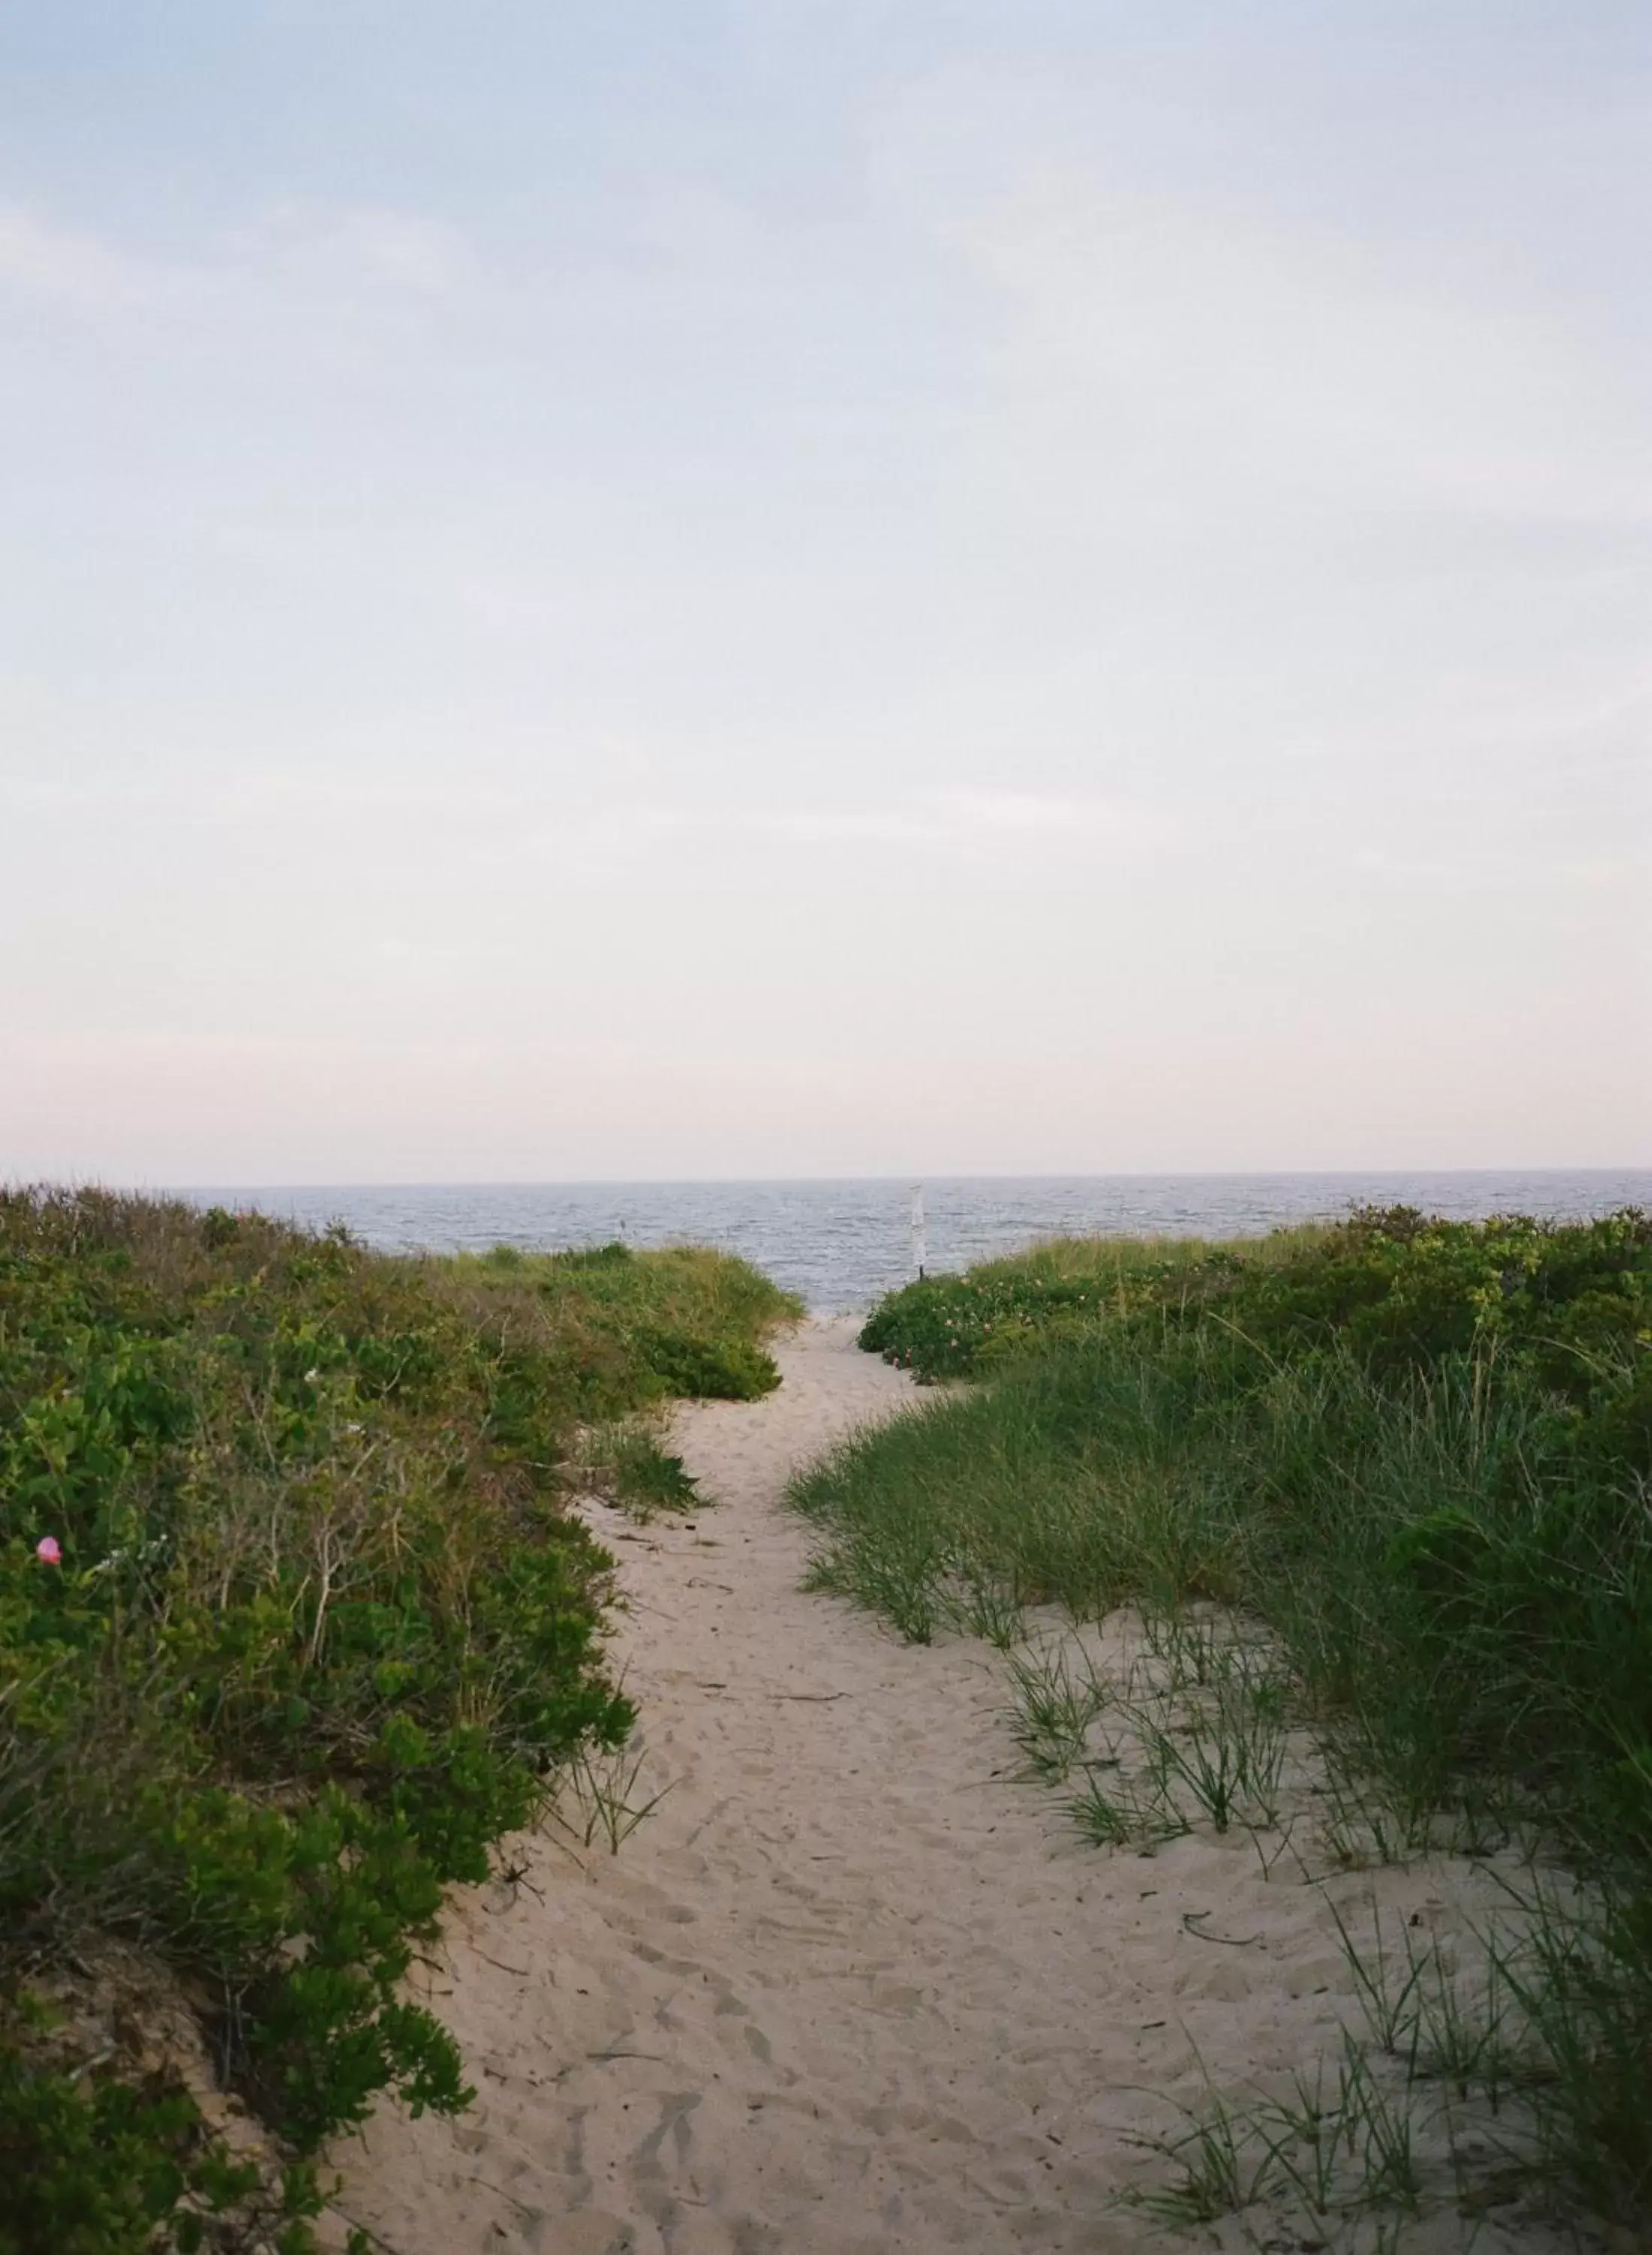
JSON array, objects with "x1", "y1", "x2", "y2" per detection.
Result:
[{"x1": 328, "y1": 1319, "x2": 1574, "y2": 2255}]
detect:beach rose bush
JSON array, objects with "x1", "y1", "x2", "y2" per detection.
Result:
[
  {"x1": 861, "y1": 1207, "x2": 1652, "y2": 1390},
  {"x1": 859, "y1": 1256, "x2": 1236, "y2": 1380},
  {"x1": 0, "y1": 1190, "x2": 797, "y2": 2253}
]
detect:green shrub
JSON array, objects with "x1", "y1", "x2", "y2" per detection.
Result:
[
  {"x1": 636, "y1": 1329, "x2": 781, "y2": 1400},
  {"x1": 0, "y1": 1987, "x2": 339, "y2": 2255},
  {"x1": 0, "y1": 1188, "x2": 796, "y2": 2249},
  {"x1": 860, "y1": 1207, "x2": 1651, "y2": 1391},
  {"x1": 0, "y1": 2044, "x2": 213, "y2": 2255}
]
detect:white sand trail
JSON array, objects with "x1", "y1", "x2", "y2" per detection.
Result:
[{"x1": 330, "y1": 1320, "x2": 1571, "y2": 2255}]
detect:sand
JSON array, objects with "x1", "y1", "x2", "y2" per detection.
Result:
[{"x1": 328, "y1": 1320, "x2": 1576, "y2": 2255}]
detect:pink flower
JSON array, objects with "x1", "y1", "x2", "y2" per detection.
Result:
[{"x1": 35, "y1": 1536, "x2": 62, "y2": 1565}]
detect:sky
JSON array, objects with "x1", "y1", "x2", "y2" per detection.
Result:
[{"x1": 2, "y1": 0, "x2": 1648, "y2": 1185}]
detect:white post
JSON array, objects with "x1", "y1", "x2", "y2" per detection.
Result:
[{"x1": 910, "y1": 1183, "x2": 927, "y2": 1281}]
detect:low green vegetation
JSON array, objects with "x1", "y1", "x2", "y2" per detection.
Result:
[
  {"x1": 855, "y1": 1226, "x2": 1325, "y2": 1382},
  {"x1": 443, "y1": 1238, "x2": 794, "y2": 1412},
  {"x1": 0, "y1": 1189, "x2": 797, "y2": 2254},
  {"x1": 578, "y1": 1424, "x2": 703, "y2": 1517},
  {"x1": 792, "y1": 1206, "x2": 1652, "y2": 2234}
]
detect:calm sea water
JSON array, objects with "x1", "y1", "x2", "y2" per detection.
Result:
[{"x1": 177, "y1": 1172, "x2": 1652, "y2": 1314}]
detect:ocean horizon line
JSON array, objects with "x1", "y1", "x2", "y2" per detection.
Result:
[{"x1": 164, "y1": 1163, "x2": 1651, "y2": 1195}]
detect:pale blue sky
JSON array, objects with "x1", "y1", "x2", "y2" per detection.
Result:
[{"x1": 2, "y1": 2, "x2": 1647, "y2": 1182}]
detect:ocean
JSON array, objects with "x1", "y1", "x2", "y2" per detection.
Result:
[{"x1": 176, "y1": 1171, "x2": 1652, "y2": 1314}]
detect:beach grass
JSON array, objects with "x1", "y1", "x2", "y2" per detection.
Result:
[
  {"x1": 790, "y1": 1205, "x2": 1652, "y2": 2234},
  {"x1": 0, "y1": 1188, "x2": 797, "y2": 2253},
  {"x1": 428, "y1": 1237, "x2": 802, "y2": 1412}
]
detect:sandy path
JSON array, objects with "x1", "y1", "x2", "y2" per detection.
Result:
[{"x1": 331, "y1": 1321, "x2": 1569, "y2": 2255}]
